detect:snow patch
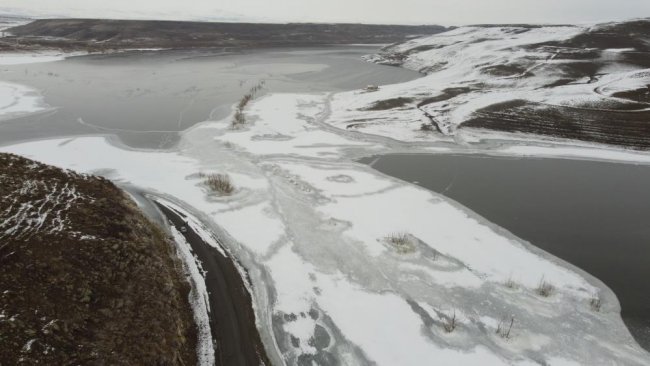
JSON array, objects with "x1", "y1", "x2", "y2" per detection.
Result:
[
  {"x1": 0, "y1": 81, "x2": 47, "y2": 120},
  {"x1": 170, "y1": 227, "x2": 215, "y2": 366}
]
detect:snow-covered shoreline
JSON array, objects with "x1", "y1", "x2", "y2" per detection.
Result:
[
  {"x1": 0, "y1": 51, "x2": 84, "y2": 122},
  {"x1": 0, "y1": 80, "x2": 51, "y2": 121},
  {"x1": 0, "y1": 51, "x2": 83, "y2": 66}
]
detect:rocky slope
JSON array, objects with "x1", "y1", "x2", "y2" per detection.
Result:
[{"x1": 0, "y1": 153, "x2": 197, "y2": 365}]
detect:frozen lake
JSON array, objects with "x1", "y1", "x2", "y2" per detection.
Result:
[
  {"x1": 0, "y1": 46, "x2": 647, "y2": 365},
  {"x1": 362, "y1": 153, "x2": 650, "y2": 350},
  {"x1": 0, "y1": 46, "x2": 421, "y2": 148}
]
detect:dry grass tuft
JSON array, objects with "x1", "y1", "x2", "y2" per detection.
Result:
[
  {"x1": 536, "y1": 277, "x2": 554, "y2": 297},
  {"x1": 232, "y1": 110, "x2": 246, "y2": 126},
  {"x1": 386, "y1": 232, "x2": 415, "y2": 254},
  {"x1": 231, "y1": 81, "x2": 265, "y2": 128},
  {"x1": 420, "y1": 123, "x2": 435, "y2": 132},
  {"x1": 590, "y1": 296, "x2": 602, "y2": 312},
  {"x1": 496, "y1": 316, "x2": 514, "y2": 339},
  {"x1": 205, "y1": 173, "x2": 234, "y2": 195},
  {"x1": 443, "y1": 310, "x2": 457, "y2": 333},
  {"x1": 504, "y1": 276, "x2": 518, "y2": 289}
]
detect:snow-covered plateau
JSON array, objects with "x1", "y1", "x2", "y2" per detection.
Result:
[{"x1": 2, "y1": 20, "x2": 650, "y2": 365}]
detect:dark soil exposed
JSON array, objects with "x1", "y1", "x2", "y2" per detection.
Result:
[
  {"x1": 0, "y1": 153, "x2": 197, "y2": 365},
  {"x1": 2, "y1": 19, "x2": 448, "y2": 52},
  {"x1": 538, "y1": 20, "x2": 650, "y2": 52},
  {"x1": 417, "y1": 87, "x2": 474, "y2": 107},
  {"x1": 613, "y1": 87, "x2": 650, "y2": 104},
  {"x1": 362, "y1": 97, "x2": 414, "y2": 110},
  {"x1": 462, "y1": 100, "x2": 650, "y2": 149}
]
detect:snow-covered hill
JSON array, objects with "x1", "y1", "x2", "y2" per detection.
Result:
[{"x1": 328, "y1": 20, "x2": 650, "y2": 149}]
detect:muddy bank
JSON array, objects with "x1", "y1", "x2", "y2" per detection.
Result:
[{"x1": 154, "y1": 200, "x2": 270, "y2": 366}]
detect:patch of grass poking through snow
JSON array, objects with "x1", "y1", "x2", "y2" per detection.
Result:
[
  {"x1": 590, "y1": 296, "x2": 602, "y2": 312},
  {"x1": 504, "y1": 276, "x2": 518, "y2": 289},
  {"x1": 496, "y1": 316, "x2": 515, "y2": 339},
  {"x1": 362, "y1": 97, "x2": 413, "y2": 111},
  {"x1": 420, "y1": 123, "x2": 435, "y2": 132},
  {"x1": 231, "y1": 81, "x2": 265, "y2": 129},
  {"x1": 443, "y1": 310, "x2": 457, "y2": 333},
  {"x1": 386, "y1": 232, "x2": 415, "y2": 254},
  {"x1": 204, "y1": 173, "x2": 234, "y2": 195},
  {"x1": 536, "y1": 277, "x2": 554, "y2": 297}
]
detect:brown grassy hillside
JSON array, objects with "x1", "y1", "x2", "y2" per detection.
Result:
[{"x1": 0, "y1": 153, "x2": 197, "y2": 365}]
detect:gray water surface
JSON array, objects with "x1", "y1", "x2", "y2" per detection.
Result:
[
  {"x1": 0, "y1": 46, "x2": 421, "y2": 148},
  {"x1": 362, "y1": 153, "x2": 650, "y2": 350}
]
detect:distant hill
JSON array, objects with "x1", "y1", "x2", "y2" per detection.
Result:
[{"x1": 2, "y1": 19, "x2": 449, "y2": 51}]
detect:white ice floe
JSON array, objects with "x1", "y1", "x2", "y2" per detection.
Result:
[
  {"x1": 0, "y1": 50, "x2": 85, "y2": 120},
  {"x1": 0, "y1": 52, "x2": 72, "y2": 66},
  {"x1": 3, "y1": 89, "x2": 648, "y2": 365},
  {"x1": 314, "y1": 274, "x2": 509, "y2": 366},
  {"x1": 0, "y1": 81, "x2": 48, "y2": 120}
]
